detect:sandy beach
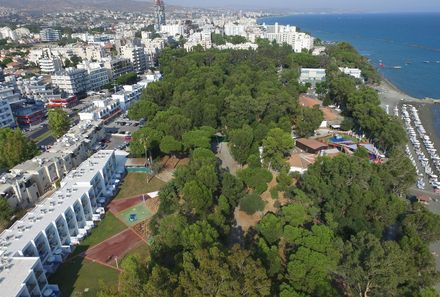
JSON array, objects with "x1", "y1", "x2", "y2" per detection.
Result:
[
  {"x1": 375, "y1": 77, "x2": 440, "y2": 152},
  {"x1": 375, "y1": 78, "x2": 421, "y2": 110}
]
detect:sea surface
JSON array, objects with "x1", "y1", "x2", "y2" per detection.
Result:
[{"x1": 259, "y1": 13, "x2": 440, "y2": 99}]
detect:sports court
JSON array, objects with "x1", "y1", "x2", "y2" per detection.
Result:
[
  {"x1": 85, "y1": 229, "x2": 144, "y2": 266},
  {"x1": 117, "y1": 203, "x2": 153, "y2": 226},
  {"x1": 108, "y1": 195, "x2": 148, "y2": 213}
]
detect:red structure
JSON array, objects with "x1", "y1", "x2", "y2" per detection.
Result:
[
  {"x1": 47, "y1": 95, "x2": 78, "y2": 108},
  {"x1": 14, "y1": 103, "x2": 46, "y2": 127}
]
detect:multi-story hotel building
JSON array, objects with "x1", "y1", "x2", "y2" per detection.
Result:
[{"x1": 0, "y1": 150, "x2": 127, "y2": 297}]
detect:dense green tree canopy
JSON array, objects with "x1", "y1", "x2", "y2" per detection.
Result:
[
  {"x1": 107, "y1": 44, "x2": 438, "y2": 297},
  {"x1": 295, "y1": 105, "x2": 323, "y2": 137},
  {"x1": 48, "y1": 109, "x2": 70, "y2": 138},
  {"x1": 0, "y1": 128, "x2": 39, "y2": 170},
  {"x1": 302, "y1": 154, "x2": 405, "y2": 238},
  {"x1": 262, "y1": 128, "x2": 294, "y2": 170}
]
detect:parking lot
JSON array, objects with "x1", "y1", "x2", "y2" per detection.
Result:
[{"x1": 100, "y1": 114, "x2": 142, "y2": 151}]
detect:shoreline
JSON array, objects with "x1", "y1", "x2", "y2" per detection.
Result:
[
  {"x1": 376, "y1": 77, "x2": 440, "y2": 152},
  {"x1": 376, "y1": 77, "x2": 440, "y2": 110}
]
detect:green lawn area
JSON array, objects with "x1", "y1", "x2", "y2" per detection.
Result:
[
  {"x1": 71, "y1": 212, "x2": 126, "y2": 257},
  {"x1": 49, "y1": 257, "x2": 119, "y2": 297},
  {"x1": 118, "y1": 203, "x2": 153, "y2": 226},
  {"x1": 120, "y1": 243, "x2": 150, "y2": 267},
  {"x1": 114, "y1": 173, "x2": 166, "y2": 200}
]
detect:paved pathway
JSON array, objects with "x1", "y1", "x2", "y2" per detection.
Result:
[{"x1": 216, "y1": 142, "x2": 240, "y2": 176}]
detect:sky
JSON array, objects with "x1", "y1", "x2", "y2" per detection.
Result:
[{"x1": 160, "y1": 0, "x2": 440, "y2": 13}]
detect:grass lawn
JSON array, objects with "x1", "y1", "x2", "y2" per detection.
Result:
[
  {"x1": 118, "y1": 203, "x2": 153, "y2": 226},
  {"x1": 71, "y1": 212, "x2": 126, "y2": 257},
  {"x1": 120, "y1": 243, "x2": 150, "y2": 267},
  {"x1": 114, "y1": 173, "x2": 166, "y2": 200},
  {"x1": 49, "y1": 257, "x2": 119, "y2": 297}
]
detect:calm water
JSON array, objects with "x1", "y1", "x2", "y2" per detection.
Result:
[{"x1": 260, "y1": 13, "x2": 440, "y2": 99}]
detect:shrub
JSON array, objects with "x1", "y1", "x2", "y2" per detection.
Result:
[{"x1": 239, "y1": 193, "x2": 265, "y2": 215}]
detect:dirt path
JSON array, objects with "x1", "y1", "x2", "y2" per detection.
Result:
[{"x1": 217, "y1": 142, "x2": 240, "y2": 176}]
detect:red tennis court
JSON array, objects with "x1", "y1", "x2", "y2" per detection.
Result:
[
  {"x1": 108, "y1": 195, "x2": 150, "y2": 213},
  {"x1": 85, "y1": 229, "x2": 144, "y2": 266}
]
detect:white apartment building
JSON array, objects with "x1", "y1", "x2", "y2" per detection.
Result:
[
  {"x1": 0, "y1": 257, "x2": 57, "y2": 297},
  {"x1": 38, "y1": 56, "x2": 63, "y2": 74},
  {"x1": 293, "y1": 32, "x2": 314, "y2": 53},
  {"x1": 224, "y1": 23, "x2": 247, "y2": 37},
  {"x1": 0, "y1": 86, "x2": 21, "y2": 105},
  {"x1": 51, "y1": 68, "x2": 88, "y2": 95},
  {"x1": 0, "y1": 150, "x2": 127, "y2": 297},
  {"x1": 121, "y1": 46, "x2": 148, "y2": 74},
  {"x1": 111, "y1": 84, "x2": 143, "y2": 110},
  {"x1": 0, "y1": 86, "x2": 21, "y2": 128},
  {"x1": 143, "y1": 38, "x2": 165, "y2": 57},
  {"x1": 339, "y1": 67, "x2": 362, "y2": 79},
  {"x1": 184, "y1": 31, "x2": 212, "y2": 51},
  {"x1": 160, "y1": 24, "x2": 185, "y2": 36},
  {"x1": 77, "y1": 62, "x2": 109, "y2": 92},
  {"x1": 16, "y1": 77, "x2": 54, "y2": 100},
  {"x1": 39, "y1": 28, "x2": 60, "y2": 42},
  {"x1": 78, "y1": 99, "x2": 121, "y2": 122},
  {"x1": 0, "y1": 99, "x2": 15, "y2": 128},
  {"x1": 11, "y1": 154, "x2": 72, "y2": 196},
  {"x1": 0, "y1": 26, "x2": 17, "y2": 40},
  {"x1": 102, "y1": 57, "x2": 134, "y2": 79},
  {"x1": 5, "y1": 120, "x2": 106, "y2": 209},
  {"x1": 263, "y1": 23, "x2": 314, "y2": 53},
  {"x1": 299, "y1": 68, "x2": 327, "y2": 83},
  {"x1": 72, "y1": 45, "x2": 106, "y2": 62},
  {"x1": 0, "y1": 173, "x2": 40, "y2": 208}
]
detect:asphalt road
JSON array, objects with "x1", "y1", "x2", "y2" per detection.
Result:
[
  {"x1": 36, "y1": 136, "x2": 56, "y2": 147},
  {"x1": 26, "y1": 125, "x2": 48, "y2": 139}
]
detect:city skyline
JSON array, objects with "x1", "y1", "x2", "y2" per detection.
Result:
[{"x1": 160, "y1": 0, "x2": 440, "y2": 13}]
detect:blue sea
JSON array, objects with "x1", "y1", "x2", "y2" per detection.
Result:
[{"x1": 260, "y1": 13, "x2": 440, "y2": 99}]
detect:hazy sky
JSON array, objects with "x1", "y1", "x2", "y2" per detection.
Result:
[{"x1": 161, "y1": 0, "x2": 440, "y2": 13}]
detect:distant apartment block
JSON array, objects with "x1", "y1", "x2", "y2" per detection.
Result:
[
  {"x1": 39, "y1": 56, "x2": 63, "y2": 74},
  {"x1": 184, "y1": 31, "x2": 212, "y2": 51},
  {"x1": 263, "y1": 23, "x2": 314, "y2": 53},
  {"x1": 39, "y1": 28, "x2": 60, "y2": 42},
  {"x1": 102, "y1": 57, "x2": 134, "y2": 80},
  {"x1": 0, "y1": 86, "x2": 21, "y2": 128},
  {"x1": 160, "y1": 24, "x2": 185, "y2": 36},
  {"x1": 0, "y1": 99, "x2": 15, "y2": 128},
  {"x1": 121, "y1": 46, "x2": 148, "y2": 74},
  {"x1": 16, "y1": 77, "x2": 54, "y2": 100},
  {"x1": 78, "y1": 98, "x2": 121, "y2": 122},
  {"x1": 111, "y1": 84, "x2": 143, "y2": 110},
  {"x1": 299, "y1": 68, "x2": 326, "y2": 83},
  {"x1": 224, "y1": 22, "x2": 247, "y2": 36},
  {"x1": 51, "y1": 68, "x2": 88, "y2": 95},
  {"x1": 77, "y1": 62, "x2": 109, "y2": 92}
]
